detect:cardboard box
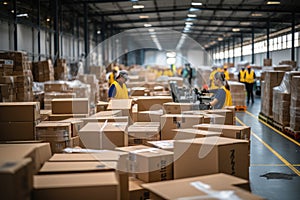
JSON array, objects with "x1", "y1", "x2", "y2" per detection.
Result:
[
  {"x1": 33, "y1": 172, "x2": 120, "y2": 200},
  {"x1": 194, "y1": 124, "x2": 251, "y2": 140},
  {"x1": 82, "y1": 116, "x2": 128, "y2": 125},
  {"x1": 147, "y1": 140, "x2": 174, "y2": 151},
  {"x1": 137, "y1": 110, "x2": 163, "y2": 122},
  {"x1": 0, "y1": 143, "x2": 52, "y2": 173},
  {"x1": 96, "y1": 101, "x2": 109, "y2": 112},
  {"x1": 51, "y1": 98, "x2": 89, "y2": 114},
  {"x1": 0, "y1": 102, "x2": 40, "y2": 122},
  {"x1": 174, "y1": 136, "x2": 249, "y2": 180},
  {"x1": 205, "y1": 109, "x2": 234, "y2": 125},
  {"x1": 142, "y1": 173, "x2": 264, "y2": 200},
  {"x1": 172, "y1": 128, "x2": 221, "y2": 140},
  {"x1": 116, "y1": 146, "x2": 173, "y2": 183},
  {"x1": 163, "y1": 102, "x2": 197, "y2": 114},
  {"x1": 36, "y1": 122, "x2": 72, "y2": 141},
  {"x1": 128, "y1": 126, "x2": 160, "y2": 146},
  {"x1": 60, "y1": 118, "x2": 85, "y2": 137},
  {"x1": 48, "y1": 113, "x2": 89, "y2": 121},
  {"x1": 0, "y1": 121, "x2": 36, "y2": 141},
  {"x1": 160, "y1": 114, "x2": 204, "y2": 140},
  {"x1": 44, "y1": 82, "x2": 68, "y2": 92},
  {"x1": 203, "y1": 114, "x2": 226, "y2": 124},
  {"x1": 79, "y1": 122, "x2": 128, "y2": 150},
  {"x1": 0, "y1": 158, "x2": 33, "y2": 200},
  {"x1": 107, "y1": 99, "x2": 133, "y2": 116},
  {"x1": 136, "y1": 96, "x2": 172, "y2": 112},
  {"x1": 132, "y1": 122, "x2": 160, "y2": 128},
  {"x1": 92, "y1": 110, "x2": 122, "y2": 117},
  {"x1": 129, "y1": 177, "x2": 149, "y2": 200},
  {"x1": 49, "y1": 136, "x2": 80, "y2": 153}
]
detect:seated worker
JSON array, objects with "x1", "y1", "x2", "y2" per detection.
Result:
[
  {"x1": 108, "y1": 70, "x2": 129, "y2": 100},
  {"x1": 203, "y1": 72, "x2": 232, "y2": 109}
]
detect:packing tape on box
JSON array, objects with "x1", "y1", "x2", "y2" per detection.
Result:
[
  {"x1": 177, "y1": 181, "x2": 241, "y2": 200},
  {"x1": 99, "y1": 120, "x2": 108, "y2": 149}
]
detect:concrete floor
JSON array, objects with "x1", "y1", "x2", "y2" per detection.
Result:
[{"x1": 236, "y1": 97, "x2": 300, "y2": 200}]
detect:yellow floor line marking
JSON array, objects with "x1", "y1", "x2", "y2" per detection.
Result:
[
  {"x1": 236, "y1": 117, "x2": 300, "y2": 176},
  {"x1": 251, "y1": 164, "x2": 300, "y2": 167},
  {"x1": 244, "y1": 111, "x2": 300, "y2": 147}
]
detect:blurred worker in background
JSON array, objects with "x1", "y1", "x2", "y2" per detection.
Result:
[
  {"x1": 245, "y1": 65, "x2": 256, "y2": 104},
  {"x1": 238, "y1": 65, "x2": 247, "y2": 83},
  {"x1": 223, "y1": 65, "x2": 230, "y2": 80},
  {"x1": 182, "y1": 63, "x2": 194, "y2": 86},
  {"x1": 108, "y1": 66, "x2": 119, "y2": 86},
  {"x1": 108, "y1": 70, "x2": 129, "y2": 100},
  {"x1": 203, "y1": 72, "x2": 232, "y2": 109},
  {"x1": 209, "y1": 64, "x2": 218, "y2": 89}
]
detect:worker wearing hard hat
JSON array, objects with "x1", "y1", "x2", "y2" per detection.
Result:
[
  {"x1": 108, "y1": 70, "x2": 129, "y2": 100},
  {"x1": 245, "y1": 65, "x2": 256, "y2": 104},
  {"x1": 238, "y1": 66, "x2": 247, "y2": 83}
]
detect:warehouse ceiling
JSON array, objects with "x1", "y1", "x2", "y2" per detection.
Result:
[{"x1": 1, "y1": 0, "x2": 300, "y2": 51}]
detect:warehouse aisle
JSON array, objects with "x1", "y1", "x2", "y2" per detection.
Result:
[{"x1": 236, "y1": 97, "x2": 300, "y2": 200}]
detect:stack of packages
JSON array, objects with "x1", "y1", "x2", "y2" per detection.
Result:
[
  {"x1": 279, "y1": 60, "x2": 297, "y2": 69},
  {"x1": 261, "y1": 71, "x2": 285, "y2": 117},
  {"x1": 32, "y1": 60, "x2": 55, "y2": 82},
  {"x1": 0, "y1": 51, "x2": 33, "y2": 102},
  {"x1": 228, "y1": 81, "x2": 246, "y2": 106},
  {"x1": 54, "y1": 58, "x2": 68, "y2": 80},
  {"x1": 0, "y1": 59, "x2": 14, "y2": 101},
  {"x1": 290, "y1": 76, "x2": 300, "y2": 131},
  {"x1": 78, "y1": 74, "x2": 99, "y2": 108},
  {"x1": 272, "y1": 72, "x2": 300, "y2": 126}
]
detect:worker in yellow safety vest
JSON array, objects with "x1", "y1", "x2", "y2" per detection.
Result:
[
  {"x1": 245, "y1": 65, "x2": 256, "y2": 104},
  {"x1": 108, "y1": 66, "x2": 119, "y2": 86},
  {"x1": 238, "y1": 66, "x2": 246, "y2": 83},
  {"x1": 204, "y1": 72, "x2": 232, "y2": 109},
  {"x1": 223, "y1": 65, "x2": 230, "y2": 80},
  {"x1": 108, "y1": 70, "x2": 129, "y2": 100},
  {"x1": 209, "y1": 65, "x2": 218, "y2": 89}
]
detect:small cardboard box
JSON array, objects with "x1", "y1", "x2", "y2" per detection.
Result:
[
  {"x1": 171, "y1": 128, "x2": 221, "y2": 140},
  {"x1": 142, "y1": 173, "x2": 264, "y2": 200},
  {"x1": 51, "y1": 98, "x2": 89, "y2": 114},
  {"x1": 0, "y1": 102, "x2": 40, "y2": 122},
  {"x1": 163, "y1": 102, "x2": 196, "y2": 114},
  {"x1": 33, "y1": 172, "x2": 120, "y2": 200},
  {"x1": 137, "y1": 110, "x2": 163, "y2": 122},
  {"x1": 79, "y1": 122, "x2": 128, "y2": 150},
  {"x1": 174, "y1": 136, "x2": 249, "y2": 180},
  {"x1": 194, "y1": 124, "x2": 251, "y2": 140},
  {"x1": 0, "y1": 143, "x2": 52, "y2": 173},
  {"x1": 0, "y1": 121, "x2": 36, "y2": 141},
  {"x1": 116, "y1": 146, "x2": 173, "y2": 183},
  {"x1": 0, "y1": 158, "x2": 34, "y2": 200},
  {"x1": 136, "y1": 96, "x2": 172, "y2": 112},
  {"x1": 160, "y1": 114, "x2": 204, "y2": 140},
  {"x1": 128, "y1": 126, "x2": 160, "y2": 145},
  {"x1": 36, "y1": 122, "x2": 72, "y2": 141},
  {"x1": 205, "y1": 109, "x2": 234, "y2": 125},
  {"x1": 107, "y1": 99, "x2": 133, "y2": 116}
]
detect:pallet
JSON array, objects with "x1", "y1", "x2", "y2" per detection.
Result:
[
  {"x1": 272, "y1": 120, "x2": 285, "y2": 133},
  {"x1": 284, "y1": 127, "x2": 300, "y2": 140},
  {"x1": 235, "y1": 105, "x2": 247, "y2": 111},
  {"x1": 258, "y1": 112, "x2": 273, "y2": 124}
]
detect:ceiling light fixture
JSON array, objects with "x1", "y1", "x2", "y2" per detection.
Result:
[
  {"x1": 266, "y1": 0, "x2": 280, "y2": 5},
  {"x1": 144, "y1": 23, "x2": 152, "y2": 27},
  {"x1": 139, "y1": 15, "x2": 149, "y2": 19},
  {"x1": 3, "y1": 2, "x2": 8, "y2": 5},
  {"x1": 189, "y1": 7, "x2": 200, "y2": 12},
  {"x1": 232, "y1": 28, "x2": 240, "y2": 32},
  {"x1": 16, "y1": 13, "x2": 28, "y2": 17},
  {"x1": 240, "y1": 22, "x2": 251, "y2": 25},
  {"x1": 133, "y1": 4, "x2": 144, "y2": 9},
  {"x1": 251, "y1": 13, "x2": 263, "y2": 17},
  {"x1": 185, "y1": 22, "x2": 193, "y2": 25},
  {"x1": 218, "y1": 37, "x2": 223, "y2": 41},
  {"x1": 148, "y1": 28, "x2": 155, "y2": 32},
  {"x1": 191, "y1": 2, "x2": 203, "y2": 6},
  {"x1": 187, "y1": 14, "x2": 197, "y2": 18},
  {"x1": 97, "y1": 30, "x2": 101, "y2": 34},
  {"x1": 46, "y1": 18, "x2": 50, "y2": 22}
]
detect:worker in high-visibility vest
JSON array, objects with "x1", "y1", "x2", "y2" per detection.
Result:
[
  {"x1": 108, "y1": 66, "x2": 119, "y2": 86},
  {"x1": 238, "y1": 66, "x2": 247, "y2": 83},
  {"x1": 204, "y1": 72, "x2": 232, "y2": 109},
  {"x1": 108, "y1": 70, "x2": 129, "y2": 100},
  {"x1": 223, "y1": 65, "x2": 230, "y2": 81},
  {"x1": 245, "y1": 65, "x2": 256, "y2": 104}
]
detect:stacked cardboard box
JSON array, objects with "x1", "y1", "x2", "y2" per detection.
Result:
[
  {"x1": 228, "y1": 81, "x2": 246, "y2": 106},
  {"x1": 0, "y1": 51, "x2": 34, "y2": 102},
  {"x1": 44, "y1": 92, "x2": 76, "y2": 110},
  {"x1": 128, "y1": 123, "x2": 160, "y2": 145},
  {"x1": 290, "y1": 76, "x2": 300, "y2": 131},
  {"x1": 279, "y1": 60, "x2": 297, "y2": 69},
  {"x1": 263, "y1": 58, "x2": 272, "y2": 66},
  {"x1": 0, "y1": 102, "x2": 40, "y2": 141},
  {"x1": 78, "y1": 74, "x2": 99, "y2": 106},
  {"x1": 32, "y1": 60, "x2": 54, "y2": 82},
  {"x1": 136, "y1": 96, "x2": 172, "y2": 112},
  {"x1": 54, "y1": 58, "x2": 68, "y2": 80},
  {"x1": 272, "y1": 71, "x2": 300, "y2": 126},
  {"x1": 261, "y1": 71, "x2": 285, "y2": 117},
  {"x1": 0, "y1": 59, "x2": 15, "y2": 101}
]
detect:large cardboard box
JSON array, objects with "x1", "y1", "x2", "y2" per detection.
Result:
[
  {"x1": 142, "y1": 173, "x2": 264, "y2": 200},
  {"x1": 194, "y1": 124, "x2": 251, "y2": 140},
  {"x1": 136, "y1": 96, "x2": 172, "y2": 112},
  {"x1": 137, "y1": 110, "x2": 163, "y2": 122},
  {"x1": 33, "y1": 172, "x2": 120, "y2": 200},
  {"x1": 0, "y1": 143, "x2": 52, "y2": 173},
  {"x1": 160, "y1": 114, "x2": 204, "y2": 140},
  {"x1": 128, "y1": 126, "x2": 160, "y2": 145},
  {"x1": 0, "y1": 121, "x2": 36, "y2": 141},
  {"x1": 171, "y1": 128, "x2": 221, "y2": 140},
  {"x1": 79, "y1": 122, "x2": 128, "y2": 150},
  {"x1": 0, "y1": 102, "x2": 40, "y2": 122},
  {"x1": 0, "y1": 158, "x2": 33, "y2": 200},
  {"x1": 163, "y1": 102, "x2": 197, "y2": 114},
  {"x1": 174, "y1": 136, "x2": 249, "y2": 180},
  {"x1": 116, "y1": 146, "x2": 173, "y2": 183},
  {"x1": 51, "y1": 98, "x2": 89, "y2": 114}
]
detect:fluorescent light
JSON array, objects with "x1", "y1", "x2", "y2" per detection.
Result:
[
  {"x1": 16, "y1": 13, "x2": 28, "y2": 17},
  {"x1": 251, "y1": 13, "x2": 263, "y2": 17},
  {"x1": 185, "y1": 22, "x2": 193, "y2": 25},
  {"x1": 267, "y1": 1, "x2": 280, "y2": 5},
  {"x1": 191, "y1": 2, "x2": 203, "y2": 6},
  {"x1": 166, "y1": 52, "x2": 176, "y2": 58},
  {"x1": 3, "y1": 2, "x2": 8, "y2": 5},
  {"x1": 218, "y1": 37, "x2": 223, "y2": 41},
  {"x1": 240, "y1": 22, "x2": 251, "y2": 25},
  {"x1": 189, "y1": 8, "x2": 200, "y2": 12},
  {"x1": 133, "y1": 4, "x2": 144, "y2": 9},
  {"x1": 232, "y1": 28, "x2": 240, "y2": 32},
  {"x1": 97, "y1": 30, "x2": 101, "y2": 34},
  {"x1": 139, "y1": 15, "x2": 149, "y2": 19},
  {"x1": 148, "y1": 28, "x2": 155, "y2": 32},
  {"x1": 144, "y1": 23, "x2": 152, "y2": 27},
  {"x1": 187, "y1": 14, "x2": 197, "y2": 18},
  {"x1": 46, "y1": 18, "x2": 50, "y2": 22}
]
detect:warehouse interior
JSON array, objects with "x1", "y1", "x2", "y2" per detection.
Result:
[{"x1": 0, "y1": 0, "x2": 300, "y2": 200}]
